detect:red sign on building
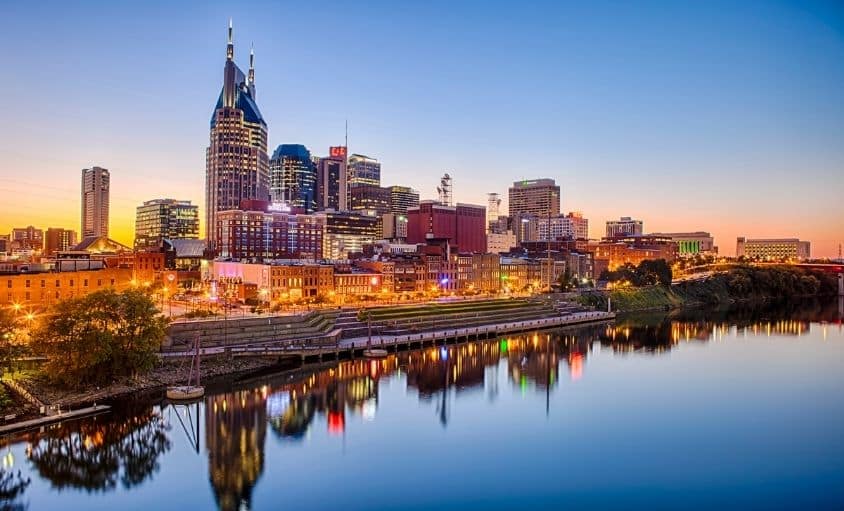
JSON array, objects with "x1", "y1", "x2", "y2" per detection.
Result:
[{"x1": 329, "y1": 146, "x2": 347, "y2": 158}]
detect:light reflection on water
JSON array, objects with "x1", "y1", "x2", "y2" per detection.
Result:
[{"x1": 3, "y1": 299, "x2": 844, "y2": 511}]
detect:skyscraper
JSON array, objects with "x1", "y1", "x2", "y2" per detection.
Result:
[
  {"x1": 508, "y1": 179, "x2": 560, "y2": 218},
  {"x1": 134, "y1": 199, "x2": 200, "y2": 250},
  {"x1": 206, "y1": 21, "x2": 269, "y2": 250},
  {"x1": 317, "y1": 146, "x2": 347, "y2": 211},
  {"x1": 81, "y1": 166, "x2": 110, "y2": 238},
  {"x1": 347, "y1": 154, "x2": 381, "y2": 186},
  {"x1": 270, "y1": 144, "x2": 318, "y2": 213}
]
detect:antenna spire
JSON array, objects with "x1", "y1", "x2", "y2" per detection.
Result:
[
  {"x1": 248, "y1": 43, "x2": 255, "y2": 83},
  {"x1": 226, "y1": 19, "x2": 234, "y2": 61}
]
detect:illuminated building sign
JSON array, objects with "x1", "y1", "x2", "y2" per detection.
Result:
[{"x1": 329, "y1": 146, "x2": 347, "y2": 158}]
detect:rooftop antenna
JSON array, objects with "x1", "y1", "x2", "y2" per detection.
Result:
[{"x1": 438, "y1": 173, "x2": 452, "y2": 206}]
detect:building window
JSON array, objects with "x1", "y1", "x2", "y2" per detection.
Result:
[
  {"x1": 6, "y1": 281, "x2": 10, "y2": 288},
  {"x1": 41, "y1": 280, "x2": 46, "y2": 288},
  {"x1": 84, "y1": 279, "x2": 88, "y2": 287},
  {"x1": 70, "y1": 280, "x2": 74, "y2": 287},
  {"x1": 56, "y1": 280, "x2": 60, "y2": 287},
  {"x1": 25, "y1": 280, "x2": 30, "y2": 288}
]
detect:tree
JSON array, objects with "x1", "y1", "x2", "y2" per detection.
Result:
[
  {"x1": 637, "y1": 259, "x2": 673, "y2": 286},
  {"x1": 32, "y1": 289, "x2": 168, "y2": 388},
  {"x1": 0, "y1": 309, "x2": 30, "y2": 375}
]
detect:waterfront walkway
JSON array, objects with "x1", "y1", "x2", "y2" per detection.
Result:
[{"x1": 162, "y1": 310, "x2": 615, "y2": 362}]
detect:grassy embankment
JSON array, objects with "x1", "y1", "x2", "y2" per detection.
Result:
[{"x1": 578, "y1": 266, "x2": 838, "y2": 313}]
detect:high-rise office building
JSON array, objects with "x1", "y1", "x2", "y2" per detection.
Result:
[
  {"x1": 206, "y1": 21, "x2": 269, "y2": 250},
  {"x1": 606, "y1": 217, "x2": 643, "y2": 238},
  {"x1": 81, "y1": 166, "x2": 110, "y2": 238},
  {"x1": 388, "y1": 185, "x2": 419, "y2": 215},
  {"x1": 406, "y1": 201, "x2": 487, "y2": 253},
  {"x1": 314, "y1": 211, "x2": 380, "y2": 259},
  {"x1": 508, "y1": 179, "x2": 560, "y2": 218},
  {"x1": 134, "y1": 199, "x2": 200, "y2": 250},
  {"x1": 317, "y1": 146, "x2": 347, "y2": 211},
  {"x1": 347, "y1": 154, "x2": 381, "y2": 186},
  {"x1": 44, "y1": 228, "x2": 77, "y2": 256},
  {"x1": 270, "y1": 144, "x2": 317, "y2": 213},
  {"x1": 349, "y1": 184, "x2": 391, "y2": 217}
]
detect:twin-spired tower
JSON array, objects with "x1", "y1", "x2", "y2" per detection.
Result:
[{"x1": 205, "y1": 20, "x2": 269, "y2": 251}]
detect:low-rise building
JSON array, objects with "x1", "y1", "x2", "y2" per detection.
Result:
[
  {"x1": 1, "y1": 266, "x2": 134, "y2": 307},
  {"x1": 736, "y1": 237, "x2": 810, "y2": 260},
  {"x1": 650, "y1": 231, "x2": 716, "y2": 256}
]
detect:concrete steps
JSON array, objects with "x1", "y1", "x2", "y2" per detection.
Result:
[{"x1": 165, "y1": 309, "x2": 340, "y2": 351}]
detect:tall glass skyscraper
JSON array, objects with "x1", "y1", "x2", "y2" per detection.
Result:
[
  {"x1": 206, "y1": 21, "x2": 269, "y2": 251},
  {"x1": 270, "y1": 144, "x2": 318, "y2": 213}
]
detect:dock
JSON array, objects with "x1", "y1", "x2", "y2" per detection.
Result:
[{"x1": 0, "y1": 405, "x2": 112, "y2": 435}]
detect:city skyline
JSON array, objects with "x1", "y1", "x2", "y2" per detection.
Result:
[{"x1": 2, "y1": 1, "x2": 843, "y2": 256}]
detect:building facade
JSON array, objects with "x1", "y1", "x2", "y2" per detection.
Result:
[
  {"x1": 736, "y1": 237, "x2": 810, "y2": 260},
  {"x1": 206, "y1": 22, "x2": 270, "y2": 250},
  {"x1": 134, "y1": 199, "x2": 200, "y2": 250},
  {"x1": 606, "y1": 217, "x2": 643, "y2": 238},
  {"x1": 317, "y1": 147, "x2": 347, "y2": 211},
  {"x1": 81, "y1": 166, "x2": 110, "y2": 238},
  {"x1": 487, "y1": 231, "x2": 516, "y2": 254},
  {"x1": 347, "y1": 154, "x2": 380, "y2": 186},
  {"x1": 508, "y1": 179, "x2": 560, "y2": 218},
  {"x1": 44, "y1": 228, "x2": 77, "y2": 256},
  {"x1": 315, "y1": 211, "x2": 380, "y2": 260},
  {"x1": 349, "y1": 184, "x2": 391, "y2": 217},
  {"x1": 537, "y1": 212, "x2": 590, "y2": 241},
  {"x1": 11, "y1": 226, "x2": 44, "y2": 253},
  {"x1": 270, "y1": 144, "x2": 317, "y2": 213},
  {"x1": 216, "y1": 204, "x2": 324, "y2": 261},
  {"x1": 406, "y1": 201, "x2": 487, "y2": 254},
  {"x1": 388, "y1": 185, "x2": 419, "y2": 215},
  {"x1": 1, "y1": 267, "x2": 134, "y2": 307},
  {"x1": 650, "y1": 232, "x2": 716, "y2": 256}
]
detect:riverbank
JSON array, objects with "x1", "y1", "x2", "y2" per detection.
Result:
[
  {"x1": 9, "y1": 356, "x2": 283, "y2": 411},
  {"x1": 7, "y1": 306, "x2": 613, "y2": 413},
  {"x1": 577, "y1": 265, "x2": 839, "y2": 313}
]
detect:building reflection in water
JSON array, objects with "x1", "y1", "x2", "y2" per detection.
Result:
[{"x1": 205, "y1": 389, "x2": 267, "y2": 511}]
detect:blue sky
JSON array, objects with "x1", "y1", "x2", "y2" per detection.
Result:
[{"x1": 2, "y1": 0, "x2": 843, "y2": 255}]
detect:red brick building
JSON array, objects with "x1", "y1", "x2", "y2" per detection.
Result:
[{"x1": 406, "y1": 201, "x2": 486, "y2": 253}]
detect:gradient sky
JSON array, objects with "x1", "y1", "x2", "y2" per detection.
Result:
[{"x1": 2, "y1": 0, "x2": 843, "y2": 256}]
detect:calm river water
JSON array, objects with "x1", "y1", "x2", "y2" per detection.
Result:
[{"x1": 2, "y1": 299, "x2": 844, "y2": 510}]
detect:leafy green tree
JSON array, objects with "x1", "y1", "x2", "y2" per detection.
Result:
[{"x1": 33, "y1": 289, "x2": 168, "y2": 388}]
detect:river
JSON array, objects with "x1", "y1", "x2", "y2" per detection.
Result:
[{"x1": 2, "y1": 298, "x2": 843, "y2": 510}]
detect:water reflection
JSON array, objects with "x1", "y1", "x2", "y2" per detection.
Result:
[
  {"x1": 24, "y1": 402, "x2": 170, "y2": 493},
  {"x1": 206, "y1": 390, "x2": 266, "y2": 511},
  {"x1": 601, "y1": 298, "x2": 844, "y2": 354},
  {"x1": 0, "y1": 469, "x2": 30, "y2": 511}
]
